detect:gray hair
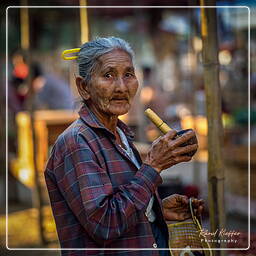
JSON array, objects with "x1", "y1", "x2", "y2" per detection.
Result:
[{"x1": 77, "y1": 37, "x2": 135, "y2": 82}]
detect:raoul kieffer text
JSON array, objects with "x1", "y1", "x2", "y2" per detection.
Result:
[{"x1": 199, "y1": 228, "x2": 240, "y2": 238}]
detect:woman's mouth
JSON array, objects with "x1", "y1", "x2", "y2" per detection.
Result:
[{"x1": 111, "y1": 97, "x2": 128, "y2": 102}]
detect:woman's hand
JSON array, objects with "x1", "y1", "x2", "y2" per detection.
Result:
[
  {"x1": 162, "y1": 194, "x2": 204, "y2": 221},
  {"x1": 144, "y1": 130, "x2": 198, "y2": 173}
]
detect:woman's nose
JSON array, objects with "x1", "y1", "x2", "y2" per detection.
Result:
[{"x1": 115, "y1": 77, "x2": 128, "y2": 92}]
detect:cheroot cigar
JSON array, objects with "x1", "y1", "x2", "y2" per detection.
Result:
[{"x1": 144, "y1": 108, "x2": 172, "y2": 134}]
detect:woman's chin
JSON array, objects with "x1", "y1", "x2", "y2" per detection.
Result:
[{"x1": 108, "y1": 105, "x2": 130, "y2": 116}]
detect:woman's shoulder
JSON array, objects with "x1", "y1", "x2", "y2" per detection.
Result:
[
  {"x1": 45, "y1": 118, "x2": 97, "y2": 173},
  {"x1": 54, "y1": 117, "x2": 99, "y2": 153}
]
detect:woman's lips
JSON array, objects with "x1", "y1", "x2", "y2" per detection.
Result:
[{"x1": 111, "y1": 98, "x2": 128, "y2": 102}]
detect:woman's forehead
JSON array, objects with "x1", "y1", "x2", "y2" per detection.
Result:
[{"x1": 98, "y1": 49, "x2": 133, "y2": 68}]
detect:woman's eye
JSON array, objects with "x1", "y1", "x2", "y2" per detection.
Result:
[
  {"x1": 104, "y1": 73, "x2": 113, "y2": 78},
  {"x1": 125, "y1": 73, "x2": 134, "y2": 78}
]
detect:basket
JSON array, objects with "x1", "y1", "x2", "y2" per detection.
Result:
[{"x1": 168, "y1": 198, "x2": 212, "y2": 256}]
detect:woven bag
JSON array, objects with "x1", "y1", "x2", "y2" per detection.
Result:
[{"x1": 168, "y1": 198, "x2": 212, "y2": 256}]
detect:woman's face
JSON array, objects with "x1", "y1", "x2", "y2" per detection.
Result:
[{"x1": 86, "y1": 49, "x2": 139, "y2": 117}]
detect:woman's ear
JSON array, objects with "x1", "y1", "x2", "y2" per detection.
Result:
[{"x1": 76, "y1": 76, "x2": 90, "y2": 100}]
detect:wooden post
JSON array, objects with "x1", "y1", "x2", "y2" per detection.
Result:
[
  {"x1": 20, "y1": 4, "x2": 29, "y2": 50},
  {"x1": 79, "y1": 0, "x2": 89, "y2": 44},
  {"x1": 20, "y1": 2, "x2": 47, "y2": 245},
  {"x1": 200, "y1": 1, "x2": 226, "y2": 255}
]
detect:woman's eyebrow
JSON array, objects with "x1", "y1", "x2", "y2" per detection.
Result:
[
  {"x1": 101, "y1": 66, "x2": 115, "y2": 73},
  {"x1": 126, "y1": 66, "x2": 135, "y2": 72},
  {"x1": 100, "y1": 66, "x2": 135, "y2": 73}
]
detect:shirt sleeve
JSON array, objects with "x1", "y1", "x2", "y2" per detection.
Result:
[{"x1": 53, "y1": 134, "x2": 162, "y2": 246}]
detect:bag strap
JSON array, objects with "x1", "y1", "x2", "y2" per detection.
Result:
[
  {"x1": 189, "y1": 198, "x2": 213, "y2": 256},
  {"x1": 189, "y1": 198, "x2": 196, "y2": 222},
  {"x1": 189, "y1": 197, "x2": 203, "y2": 225}
]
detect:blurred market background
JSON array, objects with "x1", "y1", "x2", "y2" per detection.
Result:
[{"x1": 1, "y1": 0, "x2": 256, "y2": 255}]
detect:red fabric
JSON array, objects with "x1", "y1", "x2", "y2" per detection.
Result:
[{"x1": 13, "y1": 63, "x2": 28, "y2": 79}]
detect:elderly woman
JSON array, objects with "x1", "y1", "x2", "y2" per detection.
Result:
[{"x1": 45, "y1": 37, "x2": 202, "y2": 256}]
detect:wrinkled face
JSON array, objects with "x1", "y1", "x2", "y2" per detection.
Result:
[{"x1": 87, "y1": 49, "x2": 139, "y2": 116}]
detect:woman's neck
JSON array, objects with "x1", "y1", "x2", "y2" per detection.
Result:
[{"x1": 88, "y1": 104, "x2": 118, "y2": 134}]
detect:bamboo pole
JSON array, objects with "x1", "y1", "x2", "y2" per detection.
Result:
[
  {"x1": 200, "y1": 1, "x2": 226, "y2": 255},
  {"x1": 20, "y1": 2, "x2": 47, "y2": 245},
  {"x1": 68, "y1": 0, "x2": 89, "y2": 97},
  {"x1": 20, "y1": 5, "x2": 29, "y2": 50},
  {"x1": 79, "y1": 0, "x2": 89, "y2": 44}
]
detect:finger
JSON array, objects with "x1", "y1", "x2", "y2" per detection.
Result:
[
  {"x1": 162, "y1": 194, "x2": 181, "y2": 208},
  {"x1": 164, "y1": 210, "x2": 191, "y2": 221},
  {"x1": 177, "y1": 212, "x2": 191, "y2": 221},
  {"x1": 176, "y1": 195, "x2": 188, "y2": 205},
  {"x1": 172, "y1": 144, "x2": 198, "y2": 156},
  {"x1": 192, "y1": 198, "x2": 199, "y2": 205},
  {"x1": 198, "y1": 205, "x2": 204, "y2": 215},
  {"x1": 163, "y1": 210, "x2": 179, "y2": 221},
  {"x1": 192, "y1": 199, "x2": 204, "y2": 208},
  {"x1": 194, "y1": 208, "x2": 202, "y2": 217},
  {"x1": 151, "y1": 135, "x2": 162, "y2": 146},
  {"x1": 192, "y1": 199, "x2": 204, "y2": 216},
  {"x1": 164, "y1": 130, "x2": 177, "y2": 140},
  {"x1": 172, "y1": 155, "x2": 192, "y2": 163},
  {"x1": 171, "y1": 130, "x2": 196, "y2": 147},
  {"x1": 161, "y1": 154, "x2": 191, "y2": 169},
  {"x1": 162, "y1": 194, "x2": 188, "y2": 208},
  {"x1": 170, "y1": 207, "x2": 190, "y2": 213},
  {"x1": 171, "y1": 194, "x2": 187, "y2": 202}
]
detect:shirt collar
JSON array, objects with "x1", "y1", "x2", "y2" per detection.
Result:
[{"x1": 78, "y1": 104, "x2": 135, "y2": 140}]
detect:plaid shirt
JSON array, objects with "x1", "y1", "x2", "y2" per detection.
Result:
[{"x1": 45, "y1": 105, "x2": 169, "y2": 255}]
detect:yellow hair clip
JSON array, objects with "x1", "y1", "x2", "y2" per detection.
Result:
[{"x1": 61, "y1": 48, "x2": 81, "y2": 60}]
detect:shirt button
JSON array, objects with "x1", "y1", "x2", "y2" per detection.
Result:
[{"x1": 153, "y1": 243, "x2": 157, "y2": 248}]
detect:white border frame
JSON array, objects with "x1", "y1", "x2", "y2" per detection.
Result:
[{"x1": 5, "y1": 5, "x2": 251, "y2": 252}]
